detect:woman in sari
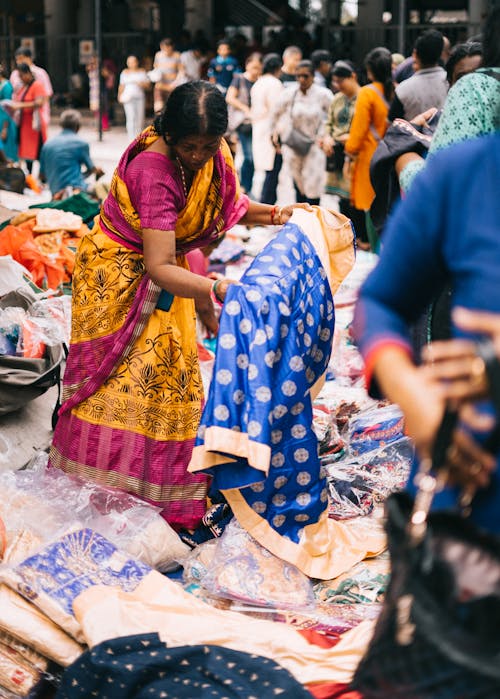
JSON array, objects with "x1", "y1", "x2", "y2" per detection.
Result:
[
  {"x1": 50, "y1": 81, "x2": 304, "y2": 531},
  {"x1": 10, "y1": 63, "x2": 47, "y2": 172}
]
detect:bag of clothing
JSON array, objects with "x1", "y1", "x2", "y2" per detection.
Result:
[
  {"x1": 351, "y1": 350, "x2": 500, "y2": 699},
  {"x1": 0, "y1": 288, "x2": 64, "y2": 421}
]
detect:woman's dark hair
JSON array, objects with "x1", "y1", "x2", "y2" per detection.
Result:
[
  {"x1": 154, "y1": 80, "x2": 228, "y2": 143},
  {"x1": 296, "y1": 59, "x2": 313, "y2": 75},
  {"x1": 262, "y1": 53, "x2": 282, "y2": 75},
  {"x1": 364, "y1": 47, "x2": 394, "y2": 101},
  {"x1": 445, "y1": 41, "x2": 482, "y2": 84},
  {"x1": 482, "y1": 6, "x2": 500, "y2": 68},
  {"x1": 331, "y1": 59, "x2": 356, "y2": 79},
  {"x1": 17, "y1": 62, "x2": 34, "y2": 80},
  {"x1": 245, "y1": 52, "x2": 262, "y2": 67}
]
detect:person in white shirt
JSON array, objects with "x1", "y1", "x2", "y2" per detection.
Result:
[
  {"x1": 311, "y1": 49, "x2": 332, "y2": 88},
  {"x1": 180, "y1": 46, "x2": 203, "y2": 82},
  {"x1": 250, "y1": 53, "x2": 284, "y2": 203},
  {"x1": 272, "y1": 60, "x2": 333, "y2": 205},
  {"x1": 118, "y1": 55, "x2": 150, "y2": 141}
]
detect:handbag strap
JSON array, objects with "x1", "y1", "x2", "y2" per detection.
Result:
[{"x1": 289, "y1": 86, "x2": 321, "y2": 138}]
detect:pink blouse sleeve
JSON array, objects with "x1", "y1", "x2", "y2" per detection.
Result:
[{"x1": 125, "y1": 152, "x2": 183, "y2": 231}]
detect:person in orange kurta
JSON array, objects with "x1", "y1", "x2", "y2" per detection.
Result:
[
  {"x1": 10, "y1": 63, "x2": 48, "y2": 172},
  {"x1": 344, "y1": 47, "x2": 393, "y2": 243}
]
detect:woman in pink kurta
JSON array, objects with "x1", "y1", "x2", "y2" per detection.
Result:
[{"x1": 11, "y1": 63, "x2": 47, "y2": 168}]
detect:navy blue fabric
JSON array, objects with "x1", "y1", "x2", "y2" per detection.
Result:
[{"x1": 56, "y1": 633, "x2": 312, "y2": 698}]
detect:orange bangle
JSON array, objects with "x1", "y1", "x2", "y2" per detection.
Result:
[{"x1": 270, "y1": 205, "x2": 278, "y2": 225}]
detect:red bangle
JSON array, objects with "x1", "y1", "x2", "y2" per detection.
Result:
[{"x1": 270, "y1": 205, "x2": 278, "y2": 225}]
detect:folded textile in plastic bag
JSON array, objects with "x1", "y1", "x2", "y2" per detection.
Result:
[
  {"x1": 0, "y1": 528, "x2": 152, "y2": 643},
  {"x1": 0, "y1": 452, "x2": 190, "y2": 572},
  {"x1": 0, "y1": 585, "x2": 83, "y2": 667},
  {"x1": 348, "y1": 405, "x2": 405, "y2": 456},
  {"x1": 325, "y1": 437, "x2": 414, "y2": 504},
  {"x1": 194, "y1": 519, "x2": 315, "y2": 611}
]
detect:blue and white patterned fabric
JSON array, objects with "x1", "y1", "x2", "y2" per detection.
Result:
[{"x1": 192, "y1": 223, "x2": 335, "y2": 544}]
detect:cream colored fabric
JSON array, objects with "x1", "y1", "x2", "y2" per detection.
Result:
[
  {"x1": 74, "y1": 570, "x2": 375, "y2": 686},
  {"x1": 290, "y1": 206, "x2": 355, "y2": 298},
  {"x1": 0, "y1": 585, "x2": 83, "y2": 667}
]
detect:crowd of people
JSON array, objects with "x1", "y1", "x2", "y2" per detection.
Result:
[{"x1": 0, "y1": 7, "x2": 499, "y2": 693}]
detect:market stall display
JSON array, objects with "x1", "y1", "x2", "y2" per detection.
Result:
[{"x1": 0, "y1": 206, "x2": 414, "y2": 698}]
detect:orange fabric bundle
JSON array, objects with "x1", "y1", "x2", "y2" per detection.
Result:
[{"x1": 0, "y1": 218, "x2": 78, "y2": 289}]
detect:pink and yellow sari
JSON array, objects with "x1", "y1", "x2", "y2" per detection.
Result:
[{"x1": 50, "y1": 127, "x2": 248, "y2": 530}]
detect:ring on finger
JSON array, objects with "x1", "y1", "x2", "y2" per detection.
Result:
[
  {"x1": 469, "y1": 462, "x2": 482, "y2": 476},
  {"x1": 470, "y1": 356, "x2": 486, "y2": 387}
]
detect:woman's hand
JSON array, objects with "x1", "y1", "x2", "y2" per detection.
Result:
[
  {"x1": 213, "y1": 277, "x2": 239, "y2": 303},
  {"x1": 442, "y1": 404, "x2": 496, "y2": 490},
  {"x1": 322, "y1": 135, "x2": 334, "y2": 156},
  {"x1": 410, "y1": 107, "x2": 438, "y2": 128},
  {"x1": 196, "y1": 300, "x2": 219, "y2": 336},
  {"x1": 278, "y1": 203, "x2": 314, "y2": 224},
  {"x1": 422, "y1": 339, "x2": 489, "y2": 405}
]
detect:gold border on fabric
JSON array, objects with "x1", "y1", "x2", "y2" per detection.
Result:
[
  {"x1": 222, "y1": 490, "x2": 386, "y2": 580},
  {"x1": 188, "y1": 426, "x2": 271, "y2": 474},
  {"x1": 49, "y1": 447, "x2": 207, "y2": 503}
]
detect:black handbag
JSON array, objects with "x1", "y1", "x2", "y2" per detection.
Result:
[
  {"x1": 326, "y1": 143, "x2": 345, "y2": 173},
  {"x1": 351, "y1": 343, "x2": 500, "y2": 699}
]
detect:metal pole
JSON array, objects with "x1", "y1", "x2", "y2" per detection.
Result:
[
  {"x1": 398, "y1": 0, "x2": 407, "y2": 55},
  {"x1": 323, "y1": 0, "x2": 331, "y2": 51},
  {"x1": 95, "y1": 0, "x2": 102, "y2": 141}
]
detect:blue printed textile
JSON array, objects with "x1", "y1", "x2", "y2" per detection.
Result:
[
  {"x1": 192, "y1": 223, "x2": 335, "y2": 544},
  {"x1": 5, "y1": 528, "x2": 151, "y2": 632}
]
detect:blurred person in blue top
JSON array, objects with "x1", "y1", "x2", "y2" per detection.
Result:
[
  {"x1": 353, "y1": 130, "x2": 500, "y2": 534},
  {"x1": 0, "y1": 63, "x2": 18, "y2": 162},
  {"x1": 207, "y1": 39, "x2": 240, "y2": 95},
  {"x1": 39, "y1": 109, "x2": 104, "y2": 198}
]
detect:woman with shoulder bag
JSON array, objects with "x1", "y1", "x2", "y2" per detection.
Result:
[
  {"x1": 226, "y1": 53, "x2": 262, "y2": 195},
  {"x1": 272, "y1": 60, "x2": 333, "y2": 205}
]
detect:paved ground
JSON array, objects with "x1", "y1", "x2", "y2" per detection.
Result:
[{"x1": 0, "y1": 117, "x2": 338, "y2": 471}]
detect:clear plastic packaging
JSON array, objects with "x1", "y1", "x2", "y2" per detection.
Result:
[
  {"x1": 0, "y1": 528, "x2": 152, "y2": 643},
  {"x1": 0, "y1": 452, "x2": 190, "y2": 573},
  {"x1": 325, "y1": 437, "x2": 414, "y2": 504},
  {"x1": 0, "y1": 296, "x2": 71, "y2": 358},
  {"x1": 348, "y1": 404, "x2": 405, "y2": 456},
  {"x1": 313, "y1": 556, "x2": 390, "y2": 606},
  {"x1": 198, "y1": 519, "x2": 315, "y2": 611}
]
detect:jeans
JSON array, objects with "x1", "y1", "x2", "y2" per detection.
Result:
[
  {"x1": 260, "y1": 152, "x2": 283, "y2": 205},
  {"x1": 237, "y1": 128, "x2": 254, "y2": 194}
]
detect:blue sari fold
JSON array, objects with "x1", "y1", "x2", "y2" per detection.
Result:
[{"x1": 190, "y1": 211, "x2": 385, "y2": 579}]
